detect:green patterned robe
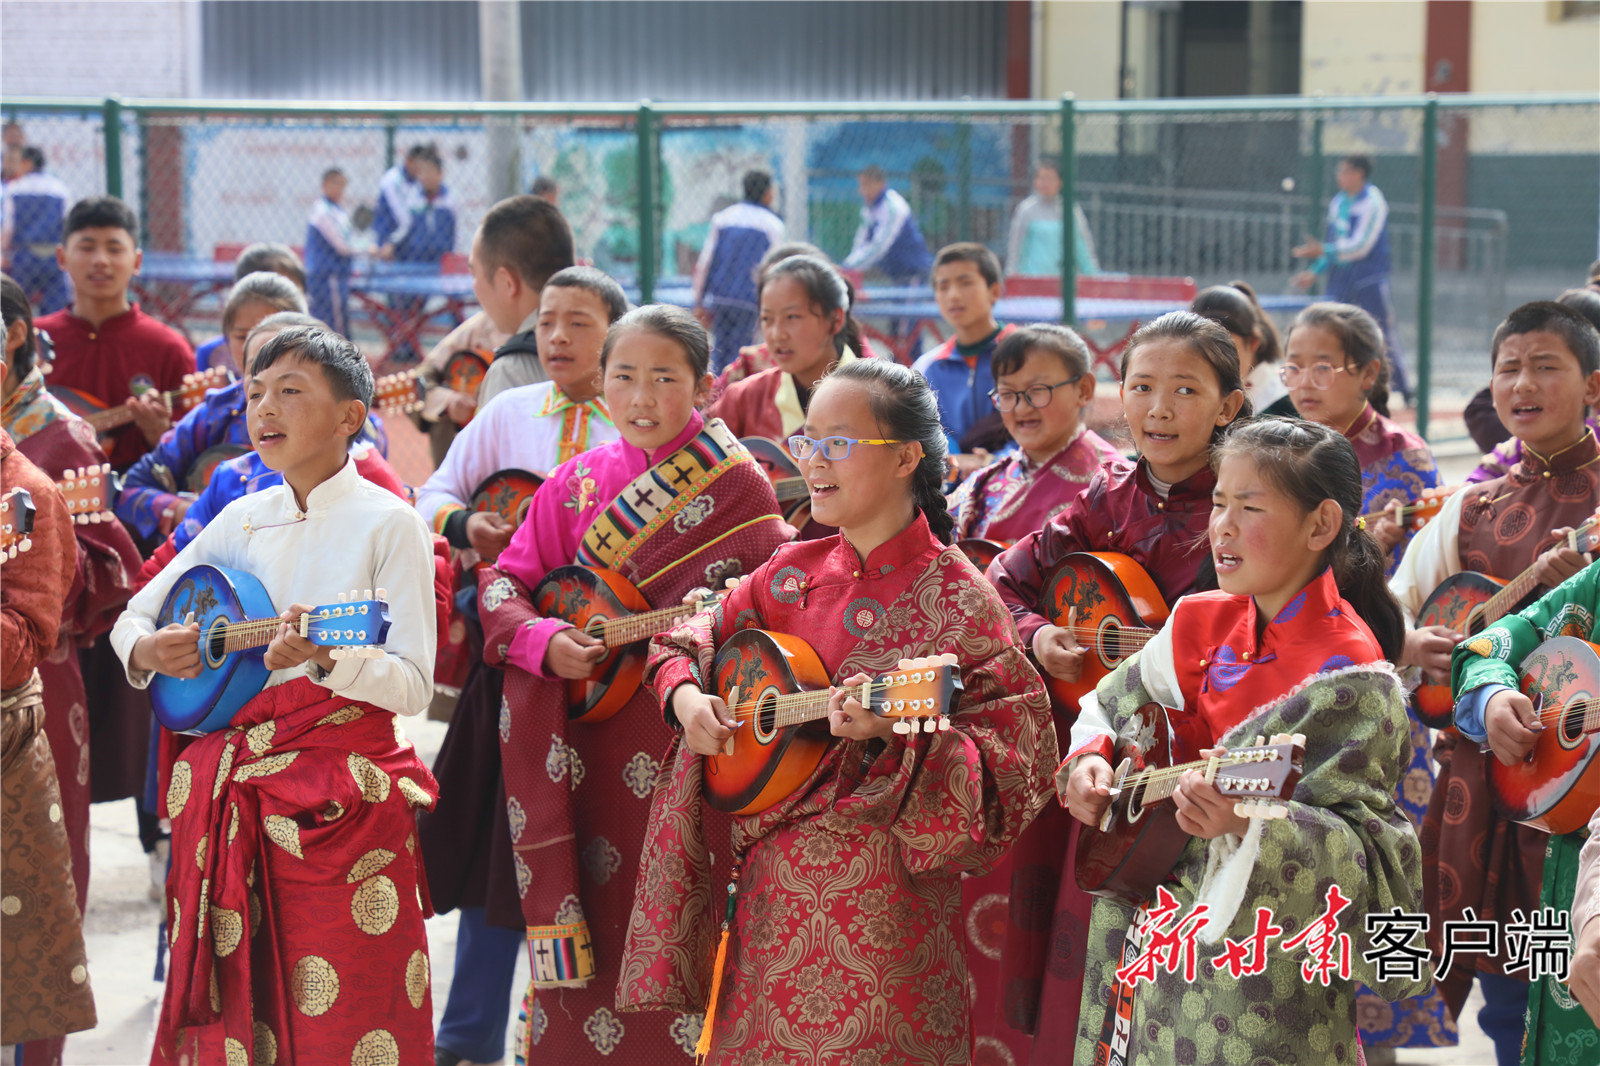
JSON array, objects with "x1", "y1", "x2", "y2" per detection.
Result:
[
  {"x1": 1073, "y1": 657, "x2": 1428, "y2": 1065},
  {"x1": 1452, "y1": 560, "x2": 1600, "y2": 1066}
]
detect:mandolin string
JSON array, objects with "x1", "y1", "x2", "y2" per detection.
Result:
[{"x1": 725, "y1": 680, "x2": 945, "y2": 722}]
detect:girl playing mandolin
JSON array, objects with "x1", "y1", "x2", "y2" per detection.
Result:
[
  {"x1": 985, "y1": 310, "x2": 1248, "y2": 1055},
  {"x1": 1060, "y1": 418, "x2": 1425, "y2": 1065},
  {"x1": 624, "y1": 359, "x2": 1056, "y2": 1065},
  {"x1": 477, "y1": 306, "x2": 791, "y2": 1063}
]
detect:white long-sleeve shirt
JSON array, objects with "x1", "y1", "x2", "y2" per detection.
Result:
[{"x1": 111, "y1": 457, "x2": 437, "y2": 716}]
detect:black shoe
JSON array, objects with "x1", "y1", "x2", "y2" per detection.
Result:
[{"x1": 435, "y1": 1048, "x2": 465, "y2": 1066}]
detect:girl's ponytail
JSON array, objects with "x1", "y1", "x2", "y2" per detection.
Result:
[
  {"x1": 1213, "y1": 418, "x2": 1404, "y2": 662},
  {"x1": 829, "y1": 360, "x2": 956, "y2": 545}
]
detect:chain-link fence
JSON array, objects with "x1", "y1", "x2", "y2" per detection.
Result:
[{"x1": 4, "y1": 94, "x2": 1597, "y2": 450}]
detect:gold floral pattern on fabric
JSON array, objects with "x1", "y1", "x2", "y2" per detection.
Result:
[
  {"x1": 245, "y1": 720, "x2": 276, "y2": 756},
  {"x1": 506, "y1": 795, "x2": 526, "y2": 841},
  {"x1": 195, "y1": 834, "x2": 208, "y2": 870},
  {"x1": 169, "y1": 898, "x2": 182, "y2": 946},
  {"x1": 351, "y1": 1028, "x2": 400, "y2": 1066},
  {"x1": 405, "y1": 949, "x2": 429, "y2": 1009},
  {"x1": 249, "y1": 890, "x2": 262, "y2": 938},
  {"x1": 209, "y1": 966, "x2": 221, "y2": 1013},
  {"x1": 346, "y1": 848, "x2": 396, "y2": 883},
  {"x1": 351, "y1": 875, "x2": 399, "y2": 935},
  {"x1": 583, "y1": 1007, "x2": 625, "y2": 1055},
  {"x1": 263, "y1": 814, "x2": 304, "y2": 859},
  {"x1": 227, "y1": 803, "x2": 240, "y2": 843},
  {"x1": 0, "y1": 896, "x2": 18, "y2": 916},
  {"x1": 253, "y1": 1019, "x2": 278, "y2": 1064},
  {"x1": 396, "y1": 776, "x2": 433, "y2": 809},
  {"x1": 168, "y1": 759, "x2": 193, "y2": 819},
  {"x1": 348, "y1": 753, "x2": 392, "y2": 802},
  {"x1": 211, "y1": 905, "x2": 243, "y2": 957},
  {"x1": 213, "y1": 744, "x2": 236, "y2": 799},
  {"x1": 224, "y1": 1034, "x2": 246, "y2": 1066},
  {"x1": 291, "y1": 954, "x2": 341, "y2": 1016},
  {"x1": 234, "y1": 751, "x2": 299, "y2": 782},
  {"x1": 196, "y1": 877, "x2": 211, "y2": 941},
  {"x1": 317, "y1": 705, "x2": 365, "y2": 727}
]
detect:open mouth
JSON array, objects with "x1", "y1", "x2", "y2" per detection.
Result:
[
  {"x1": 808, "y1": 480, "x2": 839, "y2": 501},
  {"x1": 257, "y1": 430, "x2": 286, "y2": 446},
  {"x1": 1510, "y1": 403, "x2": 1544, "y2": 421},
  {"x1": 629, "y1": 418, "x2": 659, "y2": 430},
  {"x1": 1214, "y1": 550, "x2": 1242, "y2": 573},
  {"x1": 1142, "y1": 430, "x2": 1179, "y2": 444}
]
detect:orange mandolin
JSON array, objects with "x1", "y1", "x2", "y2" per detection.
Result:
[
  {"x1": 1040, "y1": 552, "x2": 1170, "y2": 715},
  {"x1": 530, "y1": 565, "x2": 720, "y2": 723},
  {"x1": 704, "y1": 630, "x2": 963, "y2": 815},
  {"x1": 49, "y1": 366, "x2": 232, "y2": 444},
  {"x1": 738, "y1": 437, "x2": 812, "y2": 525},
  {"x1": 1488, "y1": 636, "x2": 1600, "y2": 834},
  {"x1": 1413, "y1": 507, "x2": 1600, "y2": 729},
  {"x1": 470, "y1": 468, "x2": 546, "y2": 529},
  {"x1": 956, "y1": 538, "x2": 1011, "y2": 570},
  {"x1": 371, "y1": 348, "x2": 492, "y2": 420},
  {"x1": 1359, "y1": 484, "x2": 1459, "y2": 529},
  {"x1": 1075, "y1": 701, "x2": 1304, "y2": 904}
]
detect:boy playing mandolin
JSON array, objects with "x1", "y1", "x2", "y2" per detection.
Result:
[
  {"x1": 110, "y1": 325, "x2": 441, "y2": 1065},
  {"x1": 1389, "y1": 300, "x2": 1600, "y2": 1064}
]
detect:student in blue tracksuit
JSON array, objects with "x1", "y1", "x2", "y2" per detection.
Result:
[
  {"x1": 843, "y1": 164, "x2": 933, "y2": 284},
  {"x1": 381, "y1": 146, "x2": 457, "y2": 363},
  {"x1": 912, "y1": 242, "x2": 1016, "y2": 480},
  {"x1": 304, "y1": 167, "x2": 357, "y2": 337},
  {"x1": 692, "y1": 168, "x2": 786, "y2": 373},
  {"x1": 1292, "y1": 153, "x2": 1412, "y2": 405},
  {"x1": 372, "y1": 143, "x2": 429, "y2": 253},
  {"x1": 1, "y1": 146, "x2": 72, "y2": 314}
]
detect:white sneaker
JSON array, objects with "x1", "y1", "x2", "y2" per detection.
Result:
[{"x1": 148, "y1": 839, "x2": 170, "y2": 902}]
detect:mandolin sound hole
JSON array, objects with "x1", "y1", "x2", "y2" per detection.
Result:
[
  {"x1": 751, "y1": 689, "x2": 780, "y2": 743},
  {"x1": 206, "y1": 621, "x2": 229, "y2": 667},
  {"x1": 1097, "y1": 617, "x2": 1122, "y2": 669},
  {"x1": 1559, "y1": 695, "x2": 1586, "y2": 747}
]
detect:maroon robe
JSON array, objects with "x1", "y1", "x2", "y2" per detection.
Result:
[{"x1": 1423, "y1": 429, "x2": 1600, "y2": 1018}]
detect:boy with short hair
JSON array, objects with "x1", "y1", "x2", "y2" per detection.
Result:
[
  {"x1": 913, "y1": 241, "x2": 1015, "y2": 476},
  {"x1": 415, "y1": 264, "x2": 626, "y2": 1066},
  {"x1": 35, "y1": 196, "x2": 195, "y2": 469},
  {"x1": 305, "y1": 167, "x2": 357, "y2": 337},
  {"x1": 111, "y1": 325, "x2": 439, "y2": 1064},
  {"x1": 412, "y1": 196, "x2": 576, "y2": 464},
  {"x1": 1389, "y1": 300, "x2": 1600, "y2": 1065}
]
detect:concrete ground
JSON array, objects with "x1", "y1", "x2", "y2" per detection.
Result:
[{"x1": 60, "y1": 426, "x2": 1505, "y2": 1065}]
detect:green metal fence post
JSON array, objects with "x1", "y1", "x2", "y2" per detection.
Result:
[
  {"x1": 1306, "y1": 113, "x2": 1325, "y2": 237},
  {"x1": 384, "y1": 118, "x2": 397, "y2": 170},
  {"x1": 102, "y1": 96, "x2": 123, "y2": 199},
  {"x1": 1417, "y1": 95, "x2": 1438, "y2": 441},
  {"x1": 1059, "y1": 94, "x2": 1077, "y2": 327},
  {"x1": 955, "y1": 116, "x2": 972, "y2": 242},
  {"x1": 636, "y1": 102, "x2": 657, "y2": 304}
]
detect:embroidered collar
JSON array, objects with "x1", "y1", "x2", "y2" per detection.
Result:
[
  {"x1": 1516, "y1": 428, "x2": 1600, "y2": 478},
  {"x1": 1132, "y1": 457, "x2": 1215, "y2": 507},
  {"x1": 1341, "y1": 403, "x2": 1378, "y2": 440},
  {"x1": 535, "y1": 383, "x2": 612, "y2": 423},
  {"x1": 1220, "y1": 567, "x2": 1346, "y2": 661},
  {"x1": 830, "y1": 510, "x2": 939, "y2": 581}
]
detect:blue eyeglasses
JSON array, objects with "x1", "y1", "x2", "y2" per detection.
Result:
[{"x1": 786, "y1": 435, "x2": 908, "y2": 461}]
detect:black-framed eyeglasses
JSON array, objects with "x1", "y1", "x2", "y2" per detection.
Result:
[{"x1": 987, "y1": 378, "x2": 1082, "y2": 413}]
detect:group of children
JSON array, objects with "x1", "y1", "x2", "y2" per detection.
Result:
[{"x1": 5, "y1": 175, "x2": 1600, "y2": 1066}]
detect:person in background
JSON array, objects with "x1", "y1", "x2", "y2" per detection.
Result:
[
  {"x1": 844, "y1": 165, "x2": 933, "y2": 356},
  {"x1": 372, "y1": 143, "x2": 428, "y2": 253},
  {"x1": 913, "y1": 242, "x2": 1013, "y2": 476},
  {"x1": 35, "y1": 196, "x2": 194, "y2": 471},
  {"x1": 305, "y1": 166, "x2": 358, "y2": 338},
  {"x1": 1292, "y1": 153, "x2": 1412, "y2": 406},
  {"x1": 1, "y1": 145, "x2": 73, "y2": 314},
  {"x1": 190, "y1": 243, "x2": 307, "y2": 375},
  {"x1": 692, "y1": 168, "x2": 785, "y2": 374},
  {"x1": 1192, "y1": 282, "x2": 1294, "y2": 418},
  {"x1": 529, "y1": 175, "x2": 559, "y2": 206},
  {"x1": 382, "y1": 146, "x2": 457, "y2": 365},
  {"x1": 1004, "y1": 159, "x2": 1100, "y2": 278}
]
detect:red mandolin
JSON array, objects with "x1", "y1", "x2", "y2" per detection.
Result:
[
  {"x1": 470, "y1": 468, "x2": 546, "y2": 529},
  {"x1": 956, "y1": 538, "x2": 1010, "y2": 570},
  {"x1": 1488, "y1": 636, "x2": 1600, "y2": 834},
  {"x1": 738, "y1": 436, "x2": 812, "y2": 526},
  {"x1": 704, "y1": 630, "x2": 963, "y2": 815},
  {"x1": 530, "y1": 565, "x2": 720, "y2": 723},
  {"x1": 1040, "y1": 552, "x2": 1169, "y2": 716},
  {"x1": 1413, "y1": 507, "x2": 1600, "y2": 729},
  {"x1": 1075, "y1": 701, "x2": 1304, "y2": 904}
]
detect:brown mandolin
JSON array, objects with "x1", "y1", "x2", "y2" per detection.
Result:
[
  {"x1": 49, "y1": 366, "x2": 232, "y2": 444},
  {"x1": 372, "y1": 347, "x2": 492, "y2": 420},
  {"x1": 704, "y1": 630, "x2": 963, "y2": 815},
  {"x1": 1040, "y1": 552, "x2": 1169, "y2": 715},
  {"x1": 1075, "y1": 702, "x2": 1304, "y2": 904}
]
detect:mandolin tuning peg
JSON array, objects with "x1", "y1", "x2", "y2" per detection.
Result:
[
  {"x1": 898, "y1": 658, "x2": 911, "y2": 670},
  {"x1": 723, "y1": 577, "x2": 742, "y2": 590},
  {"x1": 893, "y1": 721, "x2": 911, "y2": 735},
  {"x1": 337, "y1": 592, "x2": 347, "y2": 603},
  {"x1": 922, "y1": 718, "x2": 937, "y2": 733},
  {"x1": 329, "y1": 647, "x2": 346, "y2": 661},
  {"x1": 363, "y1": 588, "x2": 373, "y2": 601},
  {"x1": 375, "y1": 588, "x2": 387, "y2": 601},
  {"x1": 1291, "y1": 732, "x2": 1306, "y2": 747},
  {"x1": 937, "y1": 716, "x2": 951, "y2": 731}
]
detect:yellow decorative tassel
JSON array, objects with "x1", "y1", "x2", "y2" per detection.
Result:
[{"x1": 694, "y1": 923, "x2": 731, "y2": 1062}]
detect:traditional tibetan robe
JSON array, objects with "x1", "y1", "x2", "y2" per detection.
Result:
[
  {"x1": 1344, "y1": 403, "x2": 1440, "y2": 577},
  {"x1": 2, "y1": 369, "x2": 141, "y2": 914},
  {"x1": 110, "y1": 458, "x2": 442, "y2": 1065},
  {"x1": 1340, "y1": 405, "x2": 1455, "y2": 1050},
  {"x1": 483, "y1": 412, "x2": 791, "y2": 1064},
  {"x1": 985, "y1": 457, "x2": 1215, "y2": 1054},
  {"x1": 625, "y1": 513, "x2": 1056, "y2": 1066},
  {"x1": 1467, "y1": 413, "x2": 1600, "y2": 484},
  {"x1": 0, "y1": 433, "x2": 98, "y2": 1050},
  {"x1": 1452, "y1": 561, "x2": 1600, "y2": 1066},
  {"x1": 1389, "y1": 428, "x2": 1600, "y2": 1022},
  {"x1": 948, "y1": 425, "x2": 1128, "y2": 544},
  {"x1": 1065, "y1": 569, "x2": 1426, "y2": 1065}
]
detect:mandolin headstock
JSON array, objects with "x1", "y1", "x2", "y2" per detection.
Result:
[
  {"x1": 58, "y1": 464, "x2": 116, "y2": 524},
  {"x1": 300, "y1": 588, "x2": 393, "y2": 659},
  {"x1": 1211, "y1": 731, "x2": 1305, "y2": 818},
  {"x1": 173, "y1": 367, "x2": 233, "y2": 414},
  {"x1": 868, "y1": 652, "x2": 965, "y2": 735},
  {"x1": 1, "y1": 488, "x2": 36, "y2": 562},
  {"x1": 372, "y1": 370, "x2": 425, "y2": 415}
]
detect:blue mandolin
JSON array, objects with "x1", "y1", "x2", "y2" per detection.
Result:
[{"x1": 151, "y1": 564, "x2": 391, "y2": 735}]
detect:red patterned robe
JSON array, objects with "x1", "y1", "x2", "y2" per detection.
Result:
[
  {"x1": 626, "y1": 512, "x2": 1057, "y2": 1065},
  {"x1": 2, "y1": 369, "x2": 142, "y2": 915},
  {"x1": 483, "y1": 413, "x2": 792, "y2": 1063},
  {"x1": 984, "y1": 458, "x2": 1216, "y2": 1057},
  {"x1": 948, "y1": 427, "x2": 1129, "y2": 545}
]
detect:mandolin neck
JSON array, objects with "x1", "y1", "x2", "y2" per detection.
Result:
[
  {"x1": 772, "y1": 477, "x2": 809, "y2": 503},
  {"x1": 216, "y1": 614, "x2": 302, "y2": 655},
  {"x1": 1482, "y1": 518, "x2": 1597, "y2": 628},
  {"x1": 598, "y1": 600, "x2": 705, "y2": 647}
]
